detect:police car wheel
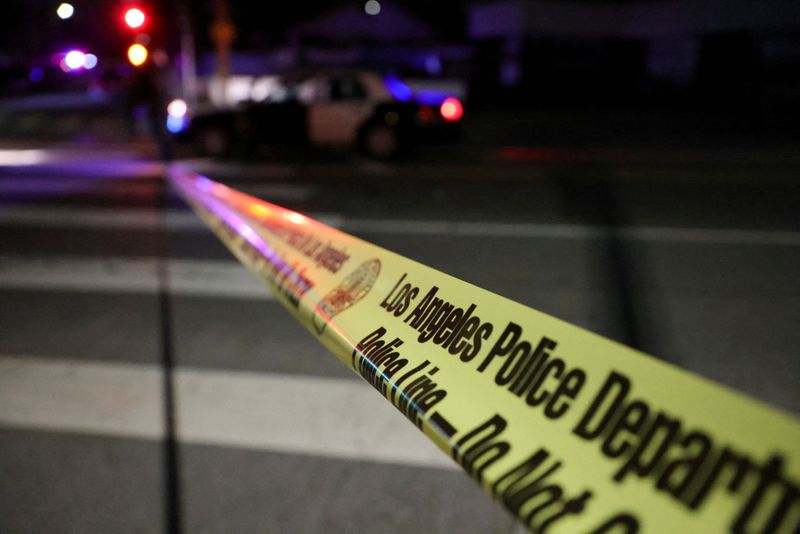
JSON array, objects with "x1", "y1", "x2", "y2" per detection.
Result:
[
  {"x1": 362, "y1": 124, "x2": 398, "y2": 159},
  {"x1": 200, "y1": 127, "x2": 231, "y2": 158}
]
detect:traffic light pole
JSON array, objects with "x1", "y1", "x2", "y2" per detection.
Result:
[
  {"x1": 178, "y1": 6, "x2": 198, "y2": 107},
  {"x1": 211, "y1": 0, "x2": 235, "y2": 105}
]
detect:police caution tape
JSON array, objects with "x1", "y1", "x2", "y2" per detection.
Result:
[{"x1": 170, "y1": 166, "x2": 800, "y2": 533}]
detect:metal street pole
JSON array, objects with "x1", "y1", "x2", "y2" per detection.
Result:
[
  {"x1": 211, "y1": 0, "x2": 235, "y2": 105},
  {"x1": 178, "y1": 5, "x2": 197, "y2": 107}
]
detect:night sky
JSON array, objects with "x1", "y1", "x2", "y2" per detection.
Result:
[
  {"x1": 1, "y1": 0, "x2": 470, "y2": 60},
  {"x1": 2, "y1": 0, "x2": 649, "y2": 61}
]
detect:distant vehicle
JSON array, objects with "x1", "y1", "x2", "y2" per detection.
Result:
[{"x1": 173, "y1": 70, "x2": 464, "y2": 159}]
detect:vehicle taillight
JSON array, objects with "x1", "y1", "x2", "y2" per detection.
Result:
[{"x1": 439, "y1": 97, "x2": 463, "y2": 122}]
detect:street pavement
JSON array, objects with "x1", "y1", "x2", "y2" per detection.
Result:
[{"x1": 0, "y1": 141, "x2": 798, "y2": 533}]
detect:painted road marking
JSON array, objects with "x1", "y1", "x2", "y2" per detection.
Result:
[
  {"x1": 342, "y1": 219, "x2": 800, "y2": 246},
  {"x1": 0, "y1": 356, "x2": 454, "y2": 470},
  {"x1": 0, "y1": 255, "x2": 273, "y2": 299},
  {"x1": 1, "y1": 205, "x2": 798, "y2": 246},
  {"x1": 0, "y1": 205, "x2": 203, "y2": 230},
  {"x1": 0, "y1": 149, "x2": 50, "y2": 166}
]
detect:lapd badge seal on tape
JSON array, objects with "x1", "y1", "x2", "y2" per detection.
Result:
[{"x1": 312, "y1": 258, "x2": 381, "y2": 334}]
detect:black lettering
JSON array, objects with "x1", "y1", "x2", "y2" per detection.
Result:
[
  {"x1": 467, "y1": 322, "x2": 493, "y2": 362},
  {"x1": 452, "y1": 316, "x2": 479, "y2": 359},
  {"x1": 383, "y1": 357, "x2": 407, "y2": 379},
  {"x1": 574, "y1": 371, "x2": 630, "y2": 441},
  {"x1": 538, "y1": 490, "x2": 593, "y2": 533},
  {"x1": 613, "y1": 412, "x2": 681, "y2": 482},
  {"x1": 417, "y1": 389, "x2": 447, "y2": 415},
  {"x1": 732, "y1": 456, "x2": 796, "y2": 534},
  {"x1": 444, "y1": 303, "x2": 476, "y2": 351},
  {"x1": 657, "y1": 431, "x2": 713, "y2": 501},
  {"x1": 762, "y1": 479, "x2": 800, "y2": 534},
  {"x1": 544, "y1": 368, "x2": 585, "y2": 420},
  {"x1": 404, "y1": 286, "x2": 438, "y2": 327},
  {"x1": 390, "y1": 360, "x2": 428, "y2": 404},
  {"x1": 525, "y1": 358, "x2": 565, "y2": 407},
  {"x1": 453, "y1": 414, "x2": 510, "y2": 483},
  {"x1": 395, "y1": 286, "x2": 418, "y2": 317},
  {"x1": 495, "y1": 341, "x2": 531, "y2": 386},
  {"x1": 433, "y1": 307, "x2": 463, "y2": 345},
  {"x1": 380, "y1": 273, "x2": 405, "y2": 309},
  {"x1": 492, "y1": 450, "x2": 561, "y2": 518},
  {"x1": 688, "y1": 447, "x2": 752, "y2": 509},
  {"x1": 602, "y1": 400, "x2": 649, "y2": 458},
  {"x1": 478, "y1": 322, "x2": 521, "y2": 372},
  {"x1": 510, "y1": 337, "x2": 557, "y2": 397},
  {"x1": 353, "y1": 327, "x2": 387, "y2": 367},
  {"x1": 418, "y1": 301, "x2": 453, "y2": 343}
]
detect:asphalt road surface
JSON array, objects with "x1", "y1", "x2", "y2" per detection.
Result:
[{"x1": 0, "y1": 142, "x2": 798, "y2": 532}]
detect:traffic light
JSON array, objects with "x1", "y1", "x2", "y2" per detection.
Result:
[
  {"x1": 124, "y1": 7, "x2": 145, "y2": 29},
  {"x1": 122, "y1": 5, "x2": 148, "y2": 66}
]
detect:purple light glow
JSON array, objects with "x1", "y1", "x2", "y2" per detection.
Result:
[
  {"x1": 415, "y1": 89, "x2": 449, "y2": 105},
  {"x1": 194, "y1": 176, "x2": 215, "y2": 193},
  {"x1": 383, "y1": 75, "x2": 413, "y2": 102},
  {"x1": 64, "y1": 50, "x2": 86, "y2": 70},
  {"x1": 175, "y1": 174, "x2": 285, "y2": 271},
  {"x1": 176, "y1": 170, "x2": 344, "y2": 315}
]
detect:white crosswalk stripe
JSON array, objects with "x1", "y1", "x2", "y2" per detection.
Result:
[
  {"x1": 0, "y1": 356, "x2": 454, "y2": 470},
  {"x1": 0, "y1": 205, "x2": 203, "y2": 230},
  {"x1": 2, "y1": 204, "x2": 798, "y2": 245},
  {"x1": 0, "y1": 255, "x2": 272, "y2": 299},
  {"x1": 0, "y1": 205, "x2": 344, "y2": 231}
]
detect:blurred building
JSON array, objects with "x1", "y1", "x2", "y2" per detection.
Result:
[
  {"x1": 198, "y1": 2, "x2": 471, "y2": 107},
  {"x1": 469, "y1": 0, "x2": 800, "y2": 113}
]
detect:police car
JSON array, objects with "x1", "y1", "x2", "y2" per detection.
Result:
[{"x1": 174, "y1": 70, "x2": 463, "y2": 159}]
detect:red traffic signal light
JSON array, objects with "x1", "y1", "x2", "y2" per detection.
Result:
[{"x1": 124, "y1": 7, "x2": 145, "y2": 29}]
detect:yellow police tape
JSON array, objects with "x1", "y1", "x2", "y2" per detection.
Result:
[{"x1": 170, "y1": 166, "x2": 800, "y2": 533}]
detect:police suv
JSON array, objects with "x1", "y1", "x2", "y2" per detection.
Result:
[{"x1": 176, "y1": 70, "x2": 463, "y2": 159}]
